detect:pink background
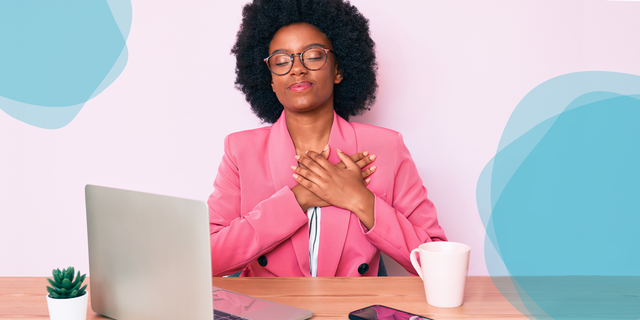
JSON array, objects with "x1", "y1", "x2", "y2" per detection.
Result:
[{"x1": 1, "y1": 0, "x2": 639, "y2": 276}]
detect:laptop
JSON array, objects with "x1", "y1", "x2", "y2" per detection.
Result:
[{"x1": 85, "y1": 184, "x2": 313, "y2": 320}]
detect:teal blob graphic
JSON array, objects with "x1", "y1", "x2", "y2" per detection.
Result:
[
  {"x1": 0, "y1": 0, "x2": 131, "y2": 129},
  {"x1": 477, "y1": 72, "x2": 640, "y2": 319}
]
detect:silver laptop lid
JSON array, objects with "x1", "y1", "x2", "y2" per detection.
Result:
[{"x1": 86, "y1": 185, "x2": 214, "y2": 320}]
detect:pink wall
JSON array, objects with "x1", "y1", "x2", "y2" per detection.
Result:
[{"x1": 1, "y1": 0, "x2": 639, "y2": 276}]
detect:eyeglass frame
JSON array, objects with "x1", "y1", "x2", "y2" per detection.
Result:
[{"x1": 263, "y1": 47, "x2": 335, "y2": 76}]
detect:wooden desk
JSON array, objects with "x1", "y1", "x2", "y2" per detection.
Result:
[{"x1": 0, "y1": 277, "x2": 529, "y2": 320}]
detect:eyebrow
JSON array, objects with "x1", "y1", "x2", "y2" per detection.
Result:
[{"x1": 270, "y1": 43, "x2": 327, "y2": 54}]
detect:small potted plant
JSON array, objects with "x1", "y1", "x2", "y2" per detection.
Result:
[{"x1": 46, "y1": 267, "x2": 88, "y2": 320}]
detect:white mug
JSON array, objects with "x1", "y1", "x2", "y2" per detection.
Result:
[{"x1": 410, "y1": 241, "x2": 471, "y2": 308}]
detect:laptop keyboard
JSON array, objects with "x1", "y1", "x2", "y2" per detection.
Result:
[{"x1": 214, "y1": 309, "x2": 250, "y2": 320}]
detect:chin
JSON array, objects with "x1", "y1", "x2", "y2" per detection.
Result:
[{"x1": 284, "y1": 101, "x2": 315, "y2": 112}]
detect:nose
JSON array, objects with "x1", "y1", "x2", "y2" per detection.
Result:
[{"x1": 289, "y1": 53, "x2": 307, "y2": 76}]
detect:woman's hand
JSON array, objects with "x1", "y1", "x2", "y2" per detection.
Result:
[
  {"x1": 329, "y1": 145, "x2": 377, "y2": 182},
  {"x1": 291, "y1": 148, "x2": 376, "y2": 212},
  {"x1": 292, "y1": 148, "x2": 375, "y2": 229}
]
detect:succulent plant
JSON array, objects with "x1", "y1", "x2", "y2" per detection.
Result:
[{"x1": 46, "y1": 267, "x2": 87, "y2": 299}]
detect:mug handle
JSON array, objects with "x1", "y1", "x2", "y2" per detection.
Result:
[{"x1": 409, "y1": 248, "x2": 423, "y2": 280}]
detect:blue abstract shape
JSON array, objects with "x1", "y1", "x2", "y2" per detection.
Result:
[
  {"x1": 0, "y1": 0, "x2": 131, "y2": 129},
  {"x1": 477, "y1": 72, "x2": 640, "y2": 319}
]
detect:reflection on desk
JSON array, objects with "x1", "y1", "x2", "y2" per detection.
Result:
[
  {"x1": 212, "y1": 288, "x2": 272, "y2": 316},
  {"x1": 0, "y1": 276, "x2": 528, "y2": 320}
]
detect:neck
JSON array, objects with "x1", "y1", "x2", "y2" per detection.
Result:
[{"x1": 285, "y1": 107, "x2": 334, "y2": 156}]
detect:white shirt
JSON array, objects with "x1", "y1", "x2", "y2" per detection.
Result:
[{"x1": 307, "y1": 207, "x2": 321, "y2": 277}]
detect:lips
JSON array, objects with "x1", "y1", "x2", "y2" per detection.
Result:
[{"x1": 288, "y1": 81, "x2": 312, "y2": 92}]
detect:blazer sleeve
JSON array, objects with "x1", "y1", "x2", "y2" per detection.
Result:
[
  {"x1": 208, "y1": 135, "x2": 309, "y2": 277},
  {"x1": 363, "y1": 133, "x2": 447, "y2": 275}
]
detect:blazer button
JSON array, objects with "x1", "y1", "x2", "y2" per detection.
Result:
[
  {"x1": 257, "y1": 255, "x2": 268, "y2": 267},
  {"x1": 358, "y1": 263, "x2": 369, "y2": 275}
]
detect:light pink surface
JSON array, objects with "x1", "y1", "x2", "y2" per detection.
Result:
[{"x1": 1, "y1": 0, "x2": 640, "y2": 276}]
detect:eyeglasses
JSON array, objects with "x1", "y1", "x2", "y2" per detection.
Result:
[{"x1": 263, "y1": 47, "x2": 334, "y2": 76}]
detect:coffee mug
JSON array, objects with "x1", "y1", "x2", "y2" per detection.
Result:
[{"x1": 410, "y1": 241, "x2": 471, "y2": 308}]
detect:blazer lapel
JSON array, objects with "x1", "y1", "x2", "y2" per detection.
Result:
[
  {"x1": 268, "y1": 111, "x2": 359, "y2": 277},
  {"x1": 317, "y1": 113, "x2": 358, "y2": 276},
  {"x1": 268, "y1": 111, "x2": 298, "y2": 192},
  {"x1": 268, "y1": 112, "x2": 310, "y2": 276}
]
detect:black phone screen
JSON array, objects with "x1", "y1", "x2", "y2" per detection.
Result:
[{"x1": 348, "y1": 304, "x2": 434, "y2": 320}]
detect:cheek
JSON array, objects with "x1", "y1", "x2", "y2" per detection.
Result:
[
  {"x1": 270, "y1": 77, "x2": 285, "y2": 95},
  {"x1": 271, "y1": 79, "x2": 290, "y2": 104},
  {"x1": 271, "y1": 75, "x2": 282, "y2": 93},
  {"x1": 317, "y1": 73, "x2": 337, "y2": 96}
]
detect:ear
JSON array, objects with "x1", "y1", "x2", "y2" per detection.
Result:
[
  {"x1": 271, "y1": 81, "x2": 275, "y2": 92},
  {"x1": 334, "y1": 66, "x2": 343, "y2": 84}
]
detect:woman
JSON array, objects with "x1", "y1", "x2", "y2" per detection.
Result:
[{"x1": 209, "y1": 0, "x2": 446, "y2": 277}]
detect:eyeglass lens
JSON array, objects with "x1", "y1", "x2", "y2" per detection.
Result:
[{"x1": 268, "y1": 48, "x2": 327, "y2": 75}]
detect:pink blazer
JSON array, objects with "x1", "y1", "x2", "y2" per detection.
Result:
[{"x1": 208, "y1": 111, "x2": 446, "y2": 277}]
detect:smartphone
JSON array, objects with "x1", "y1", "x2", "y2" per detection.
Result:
[{"x1": 348, "y1": 304, "x2": 434, "y2": 320}]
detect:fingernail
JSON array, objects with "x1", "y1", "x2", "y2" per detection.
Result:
[
  {"x1": 293, "y1": 173, "x2": 299, "y2": 179},
  {"x1": 291, "y1": 166, "x2": 297, "y2": 170},
  {"x1": 363, "y1": 151, "x2": 369, "y2": 156},
  {"x1": 323, "y1": 144, "x2": 329, "y2": 151},
  {"x1": 365, "y1": 178, "x2": 371, "y2": 183},
  {"x1": 305, "y1": 150, "x2": 309, "y2": 154},
  {"x1": 295, "y1": 155, "x2": 300, "y2": 160},
  {"x1": 370, "y1": 155, "x2": 376, "y2": 160},
  {"x1": 337, "y1": 148, "x2": 343, "y2": 153},
  {"x1": 370, "y1": 165, "x2": 376, "y2": 171}
]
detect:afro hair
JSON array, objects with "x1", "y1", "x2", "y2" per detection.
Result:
[{"x1": 231, "y1": 0, "x2": 378, "y2": 123}]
